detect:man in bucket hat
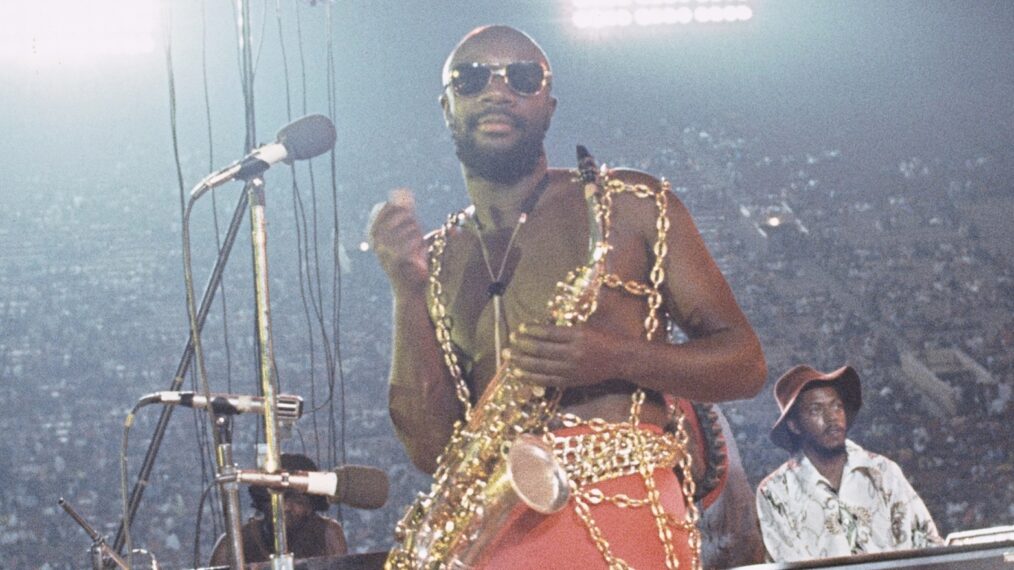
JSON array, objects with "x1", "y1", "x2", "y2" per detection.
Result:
[{"x1": 755, "y1": 364, "x2": 942, "y2": 562}]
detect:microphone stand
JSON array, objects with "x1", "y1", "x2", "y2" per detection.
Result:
[
  {"x1": 59, "y1": 498, "x2": 130, "y2": 570},
  {"x1": 214, "y1": 415, "x2": 246, "y2": 570},
  {"x1": 112, "y1": 190, "x2": 250, "y2": 555},
  {"x1": 246, "y1": 176, "x2": 293, "y2": 569}
]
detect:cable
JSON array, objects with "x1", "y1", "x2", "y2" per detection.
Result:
[
  {"x1": 162, "y1": 4, "x2": 222, "y2": 567},
  {"x1": 325, "y1": 0, "x2": 348, "y2": 471},
  {"x1": 202, "y1": 0, "x2": 235, "y2": 396},
  {"x1": 119, "y1": 403, "x2": 139, "y2": 569},
  {"x1": 199, "y1": 0, "x2": 227, "y2": 542},
  {"x1": 280, "y1": 0, "x2": 325, "y2": 458},
  {"x1": 285, "y1": 0, "x2": 337, "y2": 466},
  {"x1": 192, "y1": 478, "x2": 222, "y2": 569}
]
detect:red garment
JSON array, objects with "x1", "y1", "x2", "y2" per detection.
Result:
[{"x1": 482, "y1": 424, "x2": 694, "y2": 569}]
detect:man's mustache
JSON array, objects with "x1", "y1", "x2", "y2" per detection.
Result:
[{"x1": 468, "y1": 110, "x2": 523, "y2": 130}]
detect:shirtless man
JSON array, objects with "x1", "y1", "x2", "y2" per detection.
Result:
[{"x1": 370, "y1": 25, "x2": 765, "y2": 568}]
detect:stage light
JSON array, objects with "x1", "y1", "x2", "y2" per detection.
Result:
[
  {"x1": 570, "y1": 0, "x2": 753, "y2": 29},
  {"x1": 573, "y1": 8, "x2": 635, "y2": 29},
  {"x1": 573, "y1": 0, "x2": 634, "y2": 7},
  {"x1": 0, "y1": 0, "x2": 157, "y2": 65}
]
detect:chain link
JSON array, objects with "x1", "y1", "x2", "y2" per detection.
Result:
[
  {"x1": 427, "y1": 210, "x2": 474, "y2": 420},
  {"x1": 419, "y1": 172, "x2": 700, "y2": 570},
  {"x1": 597, "y1": 179, "x2": 670, "y2": 341},
  {"x1": 570, "y1": 176, "x2": 702, "y2": 570}
]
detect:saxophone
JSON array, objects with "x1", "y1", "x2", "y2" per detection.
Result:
[{"x1": 386, "y1": 147, "x2": 609, "y2": 569}]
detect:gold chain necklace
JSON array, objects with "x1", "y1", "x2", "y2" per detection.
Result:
[
  {"x1": 467, "y1": 173, "x2": 550, "y2": 368},
  {"x1": 425, "y1": 172, "x2": 701, "y2": 569}
]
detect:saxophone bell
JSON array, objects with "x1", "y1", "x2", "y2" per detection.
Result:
[{"x1": 447, "y1": 434, "x2": 570, "y2": 568}]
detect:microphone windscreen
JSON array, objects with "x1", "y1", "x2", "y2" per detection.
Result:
[
  {"x1": 331, "y1": 465, "x2": 389, "y2": 510},
  {"x1": 277, "y1": 114, "x2": 337, "y2": 162}
]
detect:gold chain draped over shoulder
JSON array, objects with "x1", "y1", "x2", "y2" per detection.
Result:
[{"x1": 421, "y1": 172, "x2": 701, "y2": 570}]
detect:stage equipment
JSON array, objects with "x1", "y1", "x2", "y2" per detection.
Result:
[
  {"x1": 223, "y1": 465, "x2": 389, "y2": 510},
  {"x1": 191, "y1": 114, "x2": 336, "y2": 200},
  {"x1": 730, "y1": 539, "x2": 1014, "y2": 569},
  {"x1": 948, "y1": 526, "x2": 1014, "y2": 546},
  {"x1": 59, "y1": 498, "x2": 132, "y2": 570},
  {"x1": 140, "y1": 391, "x2": 304, "y2": 420},
  {"x1": 386, "y1": 146, "x2": 609, "y2": 568},
  {"x1": 105, "y1": 1, "x2": 339, "y2": 565},
  {"x1": 113, "y1": 190, "x2": 250, "y2": 556}
]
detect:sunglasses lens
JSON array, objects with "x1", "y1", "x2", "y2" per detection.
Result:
[
  {"x1": 451, "y1": 64, "x2": 491, "y2": 96},
  {"x1": 506, "y1": 62, "x2": 546, "y2": 95}
]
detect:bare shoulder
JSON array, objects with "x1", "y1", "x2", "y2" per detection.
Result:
[
  {"x1": 605, "y1": 167, "x2": 664, "y2": 189},
  {"x1": 545, "y1": 165, "x2": 659, "y2": 186},
  {"x1": 600, "y1": 167, "x2": 693, "y2": 233}
]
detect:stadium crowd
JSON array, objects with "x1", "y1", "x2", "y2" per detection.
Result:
[{"x1": 1, "y1": 116, "x2": 1011, "y2": 568}]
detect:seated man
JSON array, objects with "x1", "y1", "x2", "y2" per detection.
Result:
[
  {"x1": 756, "y1": 364, "x2": 942, "y2": 562},
  {"x1": 209, "y1": 453, "x2": 348, "y2": 566}
]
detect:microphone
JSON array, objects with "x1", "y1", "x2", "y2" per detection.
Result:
[
  {"x1": 230, "y1": 465, "x2": 389, "y2": 510},
  {"x1": 191, "y1": 114, "x2": 337, "y2": 199},
  {"x1": 141, "y1": 391, "x2": 303, "y2": 421}
]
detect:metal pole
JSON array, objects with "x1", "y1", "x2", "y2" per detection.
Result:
[
  {"x1": 214, "y1": 416, "x2": 247, "y2": 570},
  {"x1": 247, "y1": 178, "x2": 292, "y2": 568}
]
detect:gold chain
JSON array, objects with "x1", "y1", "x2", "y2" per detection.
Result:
[
  {"x1": 424, "y1": 173, "x2": 700, "y2": 569},
  {"x1": 597, "y1": 179, "x2": 670, "y2": 341},
  {"x1": 427, "y1": 209, "x2": 475, "y2": 420},
  {"x1": 563, "y1": 177, "x2": 701, "y2": 570}
]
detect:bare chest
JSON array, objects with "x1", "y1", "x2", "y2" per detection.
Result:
[{"x1": 432, "y1": 194, "x2": 656, "y2": 394}]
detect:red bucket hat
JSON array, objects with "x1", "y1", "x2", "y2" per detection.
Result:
[{"x1": 770, "y1": 364, "x2": 862, "y2": 451}]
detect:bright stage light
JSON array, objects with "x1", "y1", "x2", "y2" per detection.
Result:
[
  {"x1": 0, "y1": 0, "x2": 158, "y2": 65},
  {"x1": 573, "y1": 8, "x2": 635, "y2": 29},
  {"x1": 570, "y1": 0, "x2": 752, "y2": 29}
]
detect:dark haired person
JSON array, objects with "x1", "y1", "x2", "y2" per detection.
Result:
[
  {"x1": 370, "y1": 24, "x2": 764, "y2": 568},
  {"x1": 756, "y1": 365, "x2": 942, "y2": 562},
  {"x1": 208, "y1": 453, "x2": 348, "y2": 566}
]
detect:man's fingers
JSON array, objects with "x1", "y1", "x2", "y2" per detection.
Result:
[
  {"x1": 510, "y1": 352, "x2": 571, "y2": 376},
  {"x1": 370, "y1": 205, "x2": 422, "y2": 247},
  {"x1": 369, "y1": 188, "x2": 417, "y2": 238},
  {"x1": 514, "y1": 323, "x2": 571, "y2": 344},
  {"x1": 516, "y1": 369, "x2": 567, "y2": 388},
  {"x1": 511, "y1": 337, "x2": 562, "y2": 360}
]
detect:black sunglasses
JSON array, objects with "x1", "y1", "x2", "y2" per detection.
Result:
[{"x1": 446, "y1": 61, "x2": 551, "y2": 97}]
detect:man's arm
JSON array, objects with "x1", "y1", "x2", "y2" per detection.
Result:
[
  {"x1": 510, "y1": 171, "x2": 765, "y2": 402},
  {"x1": 370, "y1": 190, "x2": 462, "y2": 473}
]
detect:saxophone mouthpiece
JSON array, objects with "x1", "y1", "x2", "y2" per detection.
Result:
[{"x1": 576, "y1": 145, "x2": 598, "y2": 184}]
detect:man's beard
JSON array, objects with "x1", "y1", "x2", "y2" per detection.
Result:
[
  {"x1": 451, "y1": 113, "x2": 548, "y2": 184},
  {"x1": 808, "y1": 429, "x2": 848, "y2": 458},
  {"x1": 811, "y1": 440, "x2": 847, "y2": 458}
]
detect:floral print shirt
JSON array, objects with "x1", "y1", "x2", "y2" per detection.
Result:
[{"x1": 756, "y1": 439, "x2": 943, "y2": 562}]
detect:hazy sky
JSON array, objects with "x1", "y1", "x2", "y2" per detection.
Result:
[{"x1": 2, "y1": 0, "x2": 1012, "y2": 187}]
